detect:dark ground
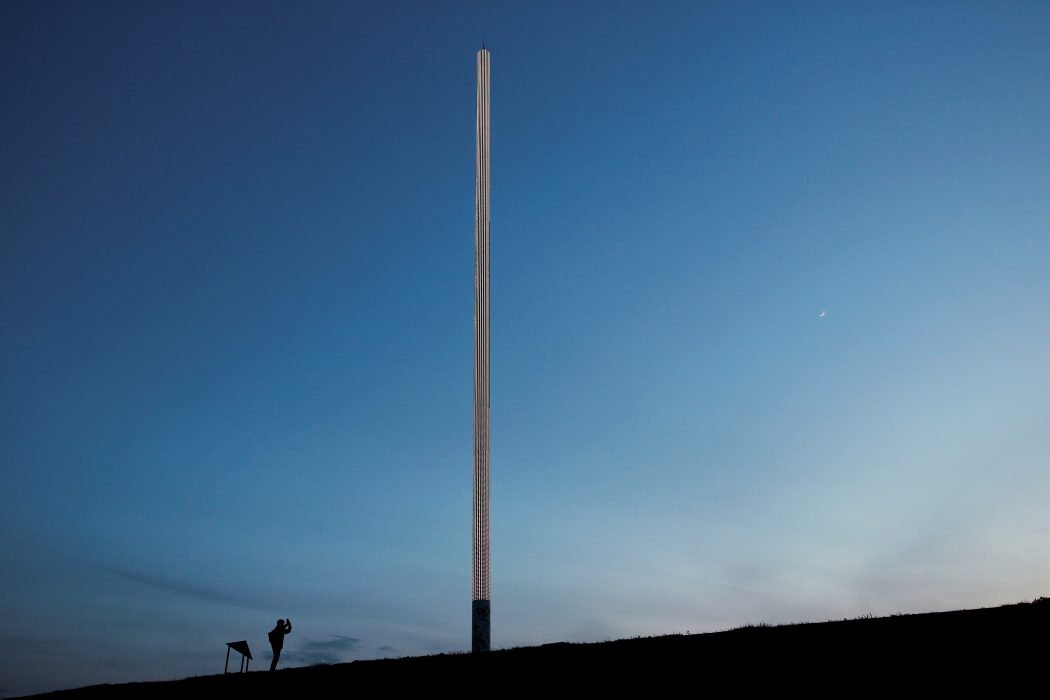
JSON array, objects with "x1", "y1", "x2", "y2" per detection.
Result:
[{"x1": 20, "y1": 598, "x2": 1048, "y2": 697}]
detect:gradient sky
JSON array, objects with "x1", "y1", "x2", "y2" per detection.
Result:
[{"x1": 2, "y1": 1, "x2": 1048, "y2": 696}]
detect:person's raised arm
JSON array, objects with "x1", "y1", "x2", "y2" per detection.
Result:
[{"x1": 285, "y1": 619, "x2": 292, "y2": 633}]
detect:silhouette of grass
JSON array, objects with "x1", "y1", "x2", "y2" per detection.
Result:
[{"x1": 18, "y1": 598, "x2": 1047, "y2": 698}]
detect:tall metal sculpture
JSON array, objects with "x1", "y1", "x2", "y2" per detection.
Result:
[{"x1": 472, "y1": 46, "x2": 491, "y2": 654}]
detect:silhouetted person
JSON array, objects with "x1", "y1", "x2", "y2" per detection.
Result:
[{"x1": 268, "y1": 618, "x2": 292, "y2": 671}]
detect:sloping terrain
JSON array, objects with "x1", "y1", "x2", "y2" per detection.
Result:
[{"x1": 24, "y1": 598, "x2": 1047, "y2": 698}]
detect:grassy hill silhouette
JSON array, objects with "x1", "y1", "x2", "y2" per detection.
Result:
[{"x1": 20, "y1": 598, "x2": 1047, "y2": 697}]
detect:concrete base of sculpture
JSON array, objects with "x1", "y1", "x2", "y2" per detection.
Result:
[{"x1": 472, "y1": 599, "x2": 491, "y2": 653}]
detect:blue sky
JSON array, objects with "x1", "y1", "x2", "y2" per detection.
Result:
[{"x1": 2, "y1": 1, "x2": 1048, "y2": 695}]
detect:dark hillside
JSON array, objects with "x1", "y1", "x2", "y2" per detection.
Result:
[{"x1": 23, "y1": 598, "x2": 1047, "y2": 698}]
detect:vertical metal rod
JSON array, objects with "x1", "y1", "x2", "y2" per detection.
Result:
[
  {"x1": 472, "y1": 46, "x2": 492, "y2": 654},
  {"x1": 225, "y1": 646, "x2": 231, "y2": 674}
]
